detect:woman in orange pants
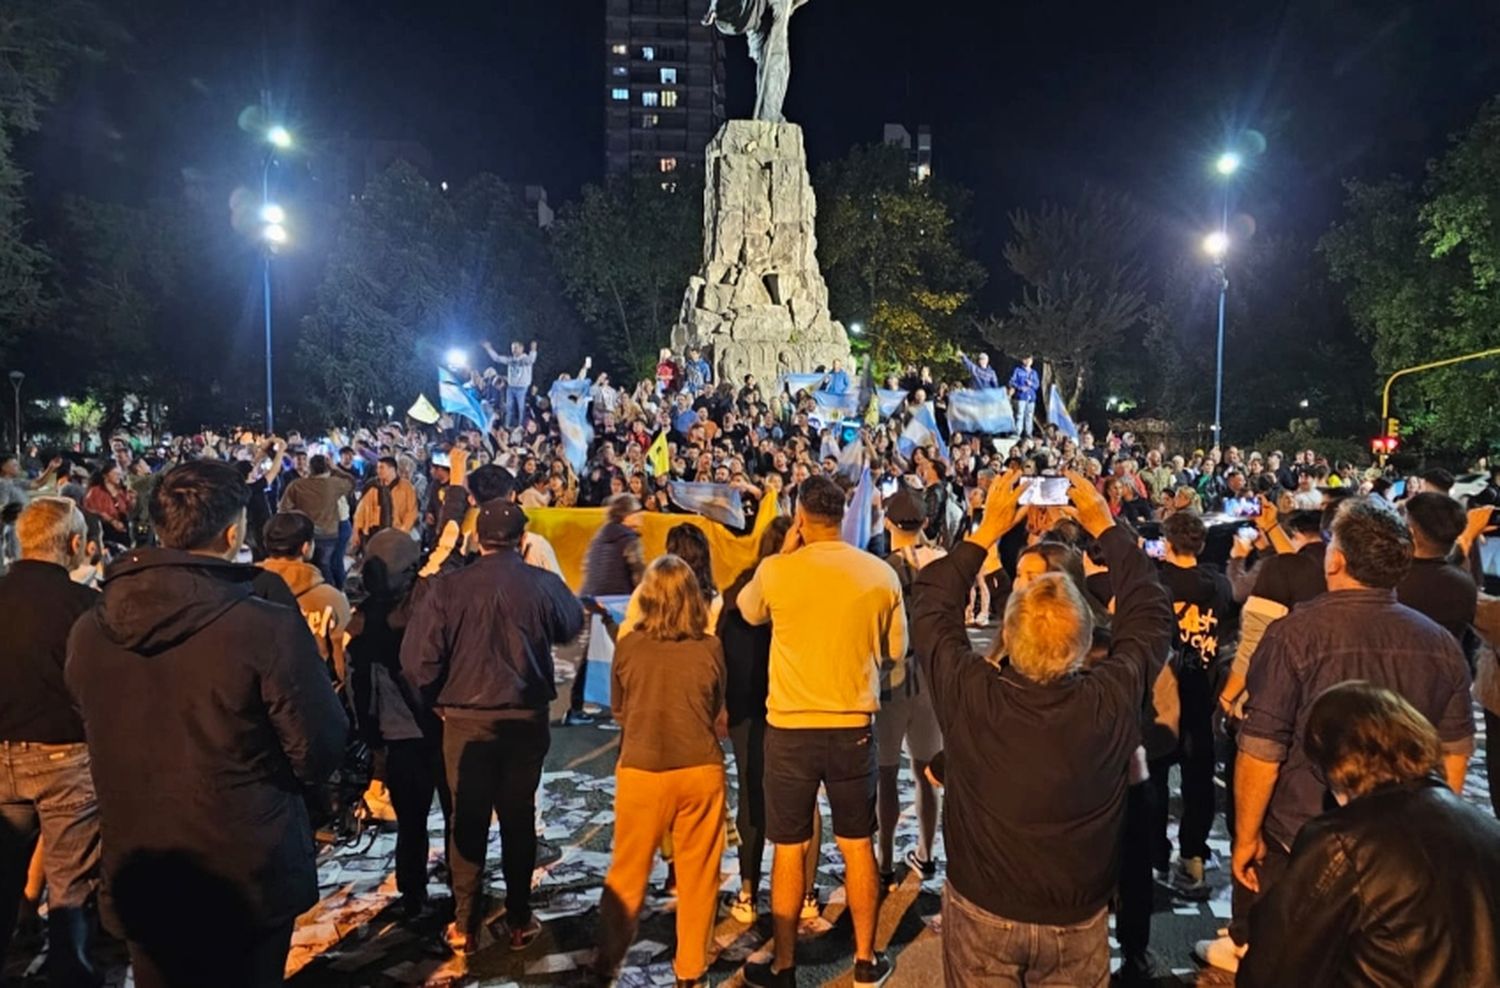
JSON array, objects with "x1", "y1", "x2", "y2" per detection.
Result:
[{"x1": 587, "y1": 554, "x2": 728, "y2": 988}]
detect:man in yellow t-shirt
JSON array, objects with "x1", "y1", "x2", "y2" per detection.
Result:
[{"x1": 737, "y1": 475, "x2": 906, "y2": 988}]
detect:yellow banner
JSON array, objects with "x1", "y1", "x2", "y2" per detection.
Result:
[{"x1": 524, "y1": 496, "x2": 782, "y2": 592}]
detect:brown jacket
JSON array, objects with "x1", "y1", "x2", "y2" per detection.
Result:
[
  {"x1": 259, "y1": 556, "x2": 352, "y2": 683},
  {"x1": 353, "y1": 479, "x2": 419, "y2": 543}
]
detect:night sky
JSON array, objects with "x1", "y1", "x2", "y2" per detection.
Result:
[{"x1": 21, "y1": 0, "x2": 1500, "y2": 282}]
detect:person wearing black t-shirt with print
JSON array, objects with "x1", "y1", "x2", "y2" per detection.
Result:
[{"x1": 1397, "y1": 493, "x2": 1479, "y2": 654}]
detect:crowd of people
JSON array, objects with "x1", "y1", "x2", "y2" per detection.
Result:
[{"x1": 1, "y1": 339, "x2": 1499, "y2": 988}]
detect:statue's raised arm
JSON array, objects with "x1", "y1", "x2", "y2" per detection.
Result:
[{"x1": 702, "y1": 0, "x2": 810, "y2": 123}]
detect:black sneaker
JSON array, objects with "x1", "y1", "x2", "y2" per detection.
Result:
[
  {"x1": 905, "y1": 849, "x2": 938, "y2": 880},
  {"x1": 562, "y1": 709, "x2": 596, "y2": 726},
  {"x1": 1116, "y1": 948, "x2": 1162, "y2": 984},
  {"x1": 742, "y1": 960, "x2": 797, "y2": 987},
  {"x1": 854, "y1": 952, "x2": 893, "y2": 987}
]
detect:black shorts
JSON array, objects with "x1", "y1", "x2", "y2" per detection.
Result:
[{"x1": 763, "y1": 724, "x2": 877, "y2": 844}]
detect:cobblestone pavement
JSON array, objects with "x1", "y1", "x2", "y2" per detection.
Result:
[{"x1": 5, "y1": 637, "x2": 1492, "y2": 987}]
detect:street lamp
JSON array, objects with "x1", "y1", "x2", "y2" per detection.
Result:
[
  {"x1": 445, "y1": 348, "x2": 470, "y2": 371},
  {"x1": 1207, "y1": 148, "x2": 1240, "y2": 444},
  {"x1": 7, "y1": 371, "x2": 22, "y2": 457},
  {"x1": 848, "y1": 322, "x2": 864, "y2": 337},
  {"x1": 260, "y1": 123, "x2": 291, "y2": 434}
]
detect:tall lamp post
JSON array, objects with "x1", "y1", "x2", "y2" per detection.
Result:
[
  {"x1": 7, "y1": 371, "x2": 22, "y2": 457},
  {"x1": 261, "y1": 123, "x2": 292, "y2": 434},
  {"x1": 1207, "y1": 150, "x2": 1240, "y2": 447}
]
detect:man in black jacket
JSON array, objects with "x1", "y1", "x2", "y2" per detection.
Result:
[
  {"x1": 401, "y1": 499, "x2": 583, "y2": 956},
  {"x1": 0, "y1": 497, "x2": 101, "y2": 987},
  {"x1": 912, "y1": 469, "x2": 1173, "y2": 987},
  {"x1": 66, "y1": 461, "x2": 347, "y2": 988}
]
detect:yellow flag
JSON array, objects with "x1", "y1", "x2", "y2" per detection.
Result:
[
  {"x1": 647, "y1": 431, "x2": 670, "y2": 477},
  {"x1": 407, "y1": 394, "x2": 441, "y2": 425}
]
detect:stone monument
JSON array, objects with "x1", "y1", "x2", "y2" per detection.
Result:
[
  {"x1": 672, "y1": 2, "x2": 850, "y2": 387},
  {"x1": 670, "y1": 121, "x2": 851, "y2": 386}
]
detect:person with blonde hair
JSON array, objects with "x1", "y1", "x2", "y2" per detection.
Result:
[
  {"x1": 588, "y1": 555, "x2": 727, "y2": 988},
  {"x1": 1240, "y1": 681, "x2": 1500, "y2": 987},
  {"x1": 0, "y1": 496, "x2": 101, "y2": 984}
]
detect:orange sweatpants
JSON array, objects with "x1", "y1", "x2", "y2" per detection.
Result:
[{"x1": 595, "y1": 764, "x2": 726, "y2": 981}]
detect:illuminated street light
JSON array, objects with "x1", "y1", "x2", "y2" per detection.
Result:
[
  {"x1": 1203, "y1": 231, "x2": 1230, "y2": 259},
  {"x1": 267, "y1": 125, "x2": 293, "y2": 149},
  {"x1": 262, "y1": 223, "x2": 288, "y2": 246},
  {"x1": 849, "y1": 322, "x2": 864, "y2": 336},
  {"x1": 1215, "y1": 151, "x2": 1241, "y2": 176},
  {"x1": 260, "y1": 203, "x2": 285, "y2": 225},
  {"x1": 445, "y1": 348, "x2": 469, "y2": 371}
]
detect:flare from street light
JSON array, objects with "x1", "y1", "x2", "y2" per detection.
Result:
[
  {"x1": 263, "y1": 223, "x2": 288, "y2": 245},
  {"x1": 1215, "y1": 151, "x2": 1241, "y2": 176},
  {"x1": 267, "y1": 125, "x2": 293, "y2": 149},
  {"x1": 1203, "y1": 231, "x2": 1230, "y2": 259},
  {"x1": 260, "y1": 203, "x2": 285, "y2": 225}
]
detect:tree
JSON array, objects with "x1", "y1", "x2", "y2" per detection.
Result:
[
  {"x1": 550, "y1": 173, "x2": 702, "y2": 379},
  {"x1": 985, "y1": 185, "x2": 1150, "y2": 407},
  {"x1": 815, "y1": 144, "x2": 983, "y2": 367},
  {"x1": 1322, "y1": 98, "x2": 1500, "y2": 451},
  {"x1": 298, "y1": 162, "x2": 579, "y2": 424},
  {"x1": 0, "y1": 0, "x2": 107, "y2": 359},
  {"x1": 1146, "y1": 235, "x2": 1373, "y2": 446}
]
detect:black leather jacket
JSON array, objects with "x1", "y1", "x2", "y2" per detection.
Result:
[{"x1": 1240, "y1": 777, "x2": 1500, "y2": 987}]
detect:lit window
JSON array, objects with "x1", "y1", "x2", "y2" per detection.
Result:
[
  {"x1": 661, "y1": 90, "x2": 679, "y2": 108},
  {"x1": 660, "y1": 67, "x2": 677, "y2": 85},
  {"x1": 611, "y1": 88, "x2": 629, "y2": 101},
  {"x1": 641, "y1": 91, "x2": 659, "y2": 107},
  {"x1": 610, "y1": 43, "x2": 627, "y2": 55},
  {"x1": 642, "y1": 113, "x2": 660, "y2": 128},
  {"x1": 660, "y1": 157, "x2": 678, "y2": 173},
  {"x1": 611, "y1": 65, "x2": 627, "y2": 77},
  {"x1": 642, "y1": 46, "x2": 655, "y2": 61}
]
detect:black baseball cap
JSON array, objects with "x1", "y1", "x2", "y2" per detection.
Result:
[
  {"x1": 885, "y1": 488, "x2": 925, "y2": 529},
  {"x1": 476, "y1": 500, "x2": 528, "y2": 547}
]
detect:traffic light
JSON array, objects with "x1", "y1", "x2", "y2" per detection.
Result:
[
  {"x1": 1385, "y1": 417, "x2": 1401, "y2": 439},
  {"x1": 1371, "y1": 434, "x2": 1399, "y2": 456}
]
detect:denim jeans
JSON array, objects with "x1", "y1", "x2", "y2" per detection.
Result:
[
  {"x1": 941, "y1": 884, "x2": 1108, "y2": 987},
  {"x1": 1015, "y1": 399, "x2": 1036, "y2": 437},
  {"x1": 332, "y1": 519, "x2": 352, "y2": 591},
  {"x1": 0, "y1": 741, "x2": 102, "y2": 987},
  {"x1": 310, "y1": 536, "x2": 339, "y2": 588},
  {"x1": 504, "y1": 389, "x2": 527, "y2": 429}
]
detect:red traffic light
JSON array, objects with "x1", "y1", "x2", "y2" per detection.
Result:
[{"x1": 1371, "y1": 435, "x2": 1399, "y2": 455}]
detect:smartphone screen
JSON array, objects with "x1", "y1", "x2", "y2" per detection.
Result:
[
  {"x1": 1019, "y1": 475, "x2": 1070, "y2": 507},
  {"x1": 1144, "y1": 538, "x2": 1167, "y2": 560},
  {"x1": 1225, "y1": 497, "x2": 1261, "y2": 518}
]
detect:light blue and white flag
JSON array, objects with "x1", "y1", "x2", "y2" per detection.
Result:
[
  {"x1": 555, "y1": 393, "x2": 594, "y2": 470},
  {"x1": 811, "y1": 388, "x2": 861, "y2": 419},
  {"x1": 668, "y1": 481, "x2": 746, "y2": 529},
  {"x1": 898, "y1": 401, "x2": 950, "y2": 460},
  {"x1": 582, "y1": 594, "x2": 633, "y2": 708},
  {"x1": 947, "y1": 388, "x2": 1016, "y2": 435},
  {"x1": 841, "y1": 466, "x2": 875, "y2": 550},
  {"x1": 438, "y1": 367, "x2": 489, "y2": 431},
  {"x1": 548, "y1": 375, "x2": 592, "y2": 403},
  {"x1": 783, "y1": 372, "x2": 825, "y2": 396},
  {"x1": 876, "y1": 388, "x2": 909, "y2": 419},
  {"x1": 1047, "y1": 384, "x2": 1079, "y2": 441},
  {"x1": 837, "y1": 432, "x2": 866, "y2": 480}
]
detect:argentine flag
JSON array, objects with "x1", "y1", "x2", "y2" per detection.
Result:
[
  {"x1": 1047, "y1": 384, "x2": 1079, "y2": 441},
  {"x1": 811, "y1": 388, "x2": 861, "y2": 419},
  {"x1": 840, "y1": 466, "x2": 875, "y2": 550},
  {"x1": 898, "y1": 401, "x2": 949, "y2": 460},
  {"x1": 555, "y1": 393, "x2": 594, "y2": 470},
  {"x1": 947, "y1": 388, "x2": 1016, "y2": 435},
  {"x1": 438, "y1": 368, "x2": 489, "y2": 431},
  {"x1": 875, "y1": 388, "x2": 908, "y2": 420},
  {"x1": 668, "y1": 482, "x2": 746, "y2": 529},
  {"x1": 783, "y1": 372, "x2": 825, "y2": 397}
]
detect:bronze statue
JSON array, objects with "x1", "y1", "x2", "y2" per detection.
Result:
[{"x1": 703, "y1": 0, "x2": 812, "y2": 124}]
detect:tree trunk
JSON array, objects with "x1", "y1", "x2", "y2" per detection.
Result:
[{"x1": 1069, "y1": 362, "x2": 1086, "y2": 409}]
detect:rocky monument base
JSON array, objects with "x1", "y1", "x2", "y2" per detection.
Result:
[{"x1": 671, "y1": 120, "x2": 851, "y2": 387}]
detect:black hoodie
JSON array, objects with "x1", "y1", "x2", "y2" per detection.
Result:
[{"x1": 65, "y1": 547, "x2": 347, "y2": 930}]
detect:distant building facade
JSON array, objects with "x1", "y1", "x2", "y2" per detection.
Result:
[
  {"x1": 883, "y1": 123, "x2": 933, "y2": 182},
  {"x1": 605, "y1": 0, "x2": 726, "y2": 179}
]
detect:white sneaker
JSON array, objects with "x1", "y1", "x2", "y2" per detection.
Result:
[{"x1": 1194, "y1": 931, "x2": 1247, "y2": 973}]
